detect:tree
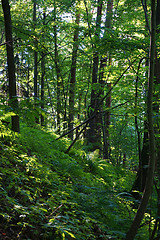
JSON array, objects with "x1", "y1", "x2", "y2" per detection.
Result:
[
  {"x1": 68, "y1": 3, "x2": 80, "y2": 140},
  {"x1": 131, "y1": 0, "x2": 150, "y2": 197},
  {"x1": 87, "y1": 0, "x2": 103, "y2": 151},
  {"x1": 33, "y1": 0, "x2": 39, "y2": 123},
  {"x1": 2, "y1": 0, "x2": 20, "y2": 132},
  {"x1": 150, "y1": 0, "x2": 160, "y2": 238},
  {"x1": 100, "y1": 0, "x2": 113, "y2": 159},
  {"x1": 125, "y1": 0, "x2": 156, "y2": 238},
  {"x1": 53, "y1": 1, "x2": 62, "y2": 133},
  {"x1": 40, "y1": 10, "x2": 46, "y2": 126}
]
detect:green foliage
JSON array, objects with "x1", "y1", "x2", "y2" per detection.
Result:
[
  {"x1": 0, "y1": 124, "x2": 152, "y2": 239},
  {"x1": 0, "y1": 0, "x2": 158, "y2": 238}
]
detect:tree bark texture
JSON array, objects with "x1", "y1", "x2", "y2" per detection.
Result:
[
  {"x1": 41, "y1": 11, "x2": 46, "y2": 126},
  {"x1": 131, "y1": 59, "x2": 149, "y2": 196},
  {"x1": 125, "y1": 0, "x2": 156, "y2": 239},
  {"x1": 33, "y1": 0, "x2": 39, "y2": 124},
  {"x1": 54, "y1": 3, "x2": 62, "y2": 133},
  {"x1": 87, "y1": 0, "x2": 103, "y2": 150},
  {"x1": 150, "y1": 0, "x2": 160, "y2": 237},
  {"x1": 2, "y1": 0, "x2": 20, "y2": 132},
  {"x1": 131, "y1": 121, "x2": 149, "y2": 197},
  {"x1": 68, "y1": 9, "x2": 80, "y2": 140},
  {"x1": 99, "y1": 0, "x2": 113, "y2": 158},
  {"x1": 104, "y1": 0, "x2": 113, "y2": 159},
  {"x1": 33, "y1": 0, "x2": 38, "y2": 100}
]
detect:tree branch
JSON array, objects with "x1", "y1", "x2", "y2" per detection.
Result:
[
  {"x1": 56, "y1": 55, "x2": 141, "y2": 141},
  {"x1": 141, "y1": 0, "x2": 151, "y2": 34}
]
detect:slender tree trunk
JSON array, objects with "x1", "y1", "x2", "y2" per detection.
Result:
[
  {"x1": 103, "y1": 0, "x2": 113, "y2": 159},
  {"x1": 99, "y1": 55, "x2": 110, "y2": 159},
  {"x1": 131, "y1": 59, "x2": 149, "y2": 197},
  {"x1": 33, "y1": 0, "x2": 38, "y2": 99},
  {"x1": 68, "y1": 7, "x2": 80, "y2": 140},
  {"x1": 46, "y1": 78, "x2": 55, "y2": 126},
  {"x1": 131, "y1": 1, "x2": 150, "y2": 198},
  {"x1": 150, "y1": 0, "x2": 160, "y2": 238},
  {"x1": 40, "y1": 12, "x2": 45, "y2": 126},
  {"x1": 125, "y1": 0, "x2": 156, "y2": 239},
  {"x1": 102, "y1": 58, "x2": 112, "y2": 159},
  {"x1": 88, "y1": 53, "x2": 101, "y2": 149},
  {"x1": 41, "y1": 55, "x2": 45, "y2": 126},
  {"x1": 98, "y1": 0, "x2": 113, "y2": 158},
  {"x1": 154, "y1": 0, "x2": 160, "y2": 236},
  {"x1": 2, "y1": 0, "x2": 20, "y2": 132},
  {"x1": 33, "y1": 0, "x2": 39, "y2": 123},
  {"x1": 63, "y1": 96, "x2": 68, "y2": 133},
  {"x1": 134, "y1": 59, "x2": 144, "y2": 164},
  {"x1": 87, "y1": 0, "x2": 103, "y2": 150},
  {"x1": 53, "y1": 3, "x2": 62, "y2": 133},
  {"x1": 27, "y1": 59, "x2": 30, "y2": 98},
  {"x1": 76, "y1": 93, "x2": 82, "y2": 137},
  {"x1": 132, "y1": 121, "x2": 149, "y2": 197}
]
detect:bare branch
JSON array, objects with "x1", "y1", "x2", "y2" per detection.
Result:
[{"x1": 141, "y1": 0, "x2": 151, "y2": 34}]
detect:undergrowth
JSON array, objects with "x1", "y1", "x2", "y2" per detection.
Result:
[{"x1": 0, "y1": 123, "x2": 149, "y2": 239}]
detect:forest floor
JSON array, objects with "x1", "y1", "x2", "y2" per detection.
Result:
[{"x1": 0, "y1": 123, "x2": 149, "y2": 239}]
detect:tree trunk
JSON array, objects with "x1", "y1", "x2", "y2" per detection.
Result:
[
  {"x1": 33, "y1": 0, "x2": 39, "y2": 123},
  {"x1": 97, "y1": 0, "x2": 113, "y2": 158},
  {"x1": 76, "y1": 93, "x2": 82, "y2": 137},
  {"x1": 33, "y1": 0, "x2": 38, "y2": 99},
  {"x1": 41, "y1": 56, "x2": 45, "y2": 126},
  {"x1": 125, "y1": 0, "x2": 156, "y2": 239},
  {"x1": 150, "y1": 0, "x2": 160, "y2": 238},
  {"x1": 131, "y1": 2, "x2": 150, "y2": 198},
  {"x1": 41, "y1": 11, "x2": 46, "y2": 126},
  {"x1": 103, "y1": 0, "x2": 113, "y2": 159},
  {"x1": 53, "y1": 3, "x2": 62, "y2": 133},
  {"x1": 68, "y1": 8, "x2": 80, "y2": 140},
  {"x1": 87, "y1": 0, "x2": 103, "y2": 151},
  {"x1": 131, "y1": 121, "x2": 149, "y2": 198},
  {"x1": 134, "y1": 59, "x2": 143, "y2": 164},
  {"x1": 2, "y1": 0, "x2": 20, "y2": 132}
]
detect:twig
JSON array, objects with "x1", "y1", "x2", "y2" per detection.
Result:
[
  {"x1": 65, "y1": 123, "x2": 88, "y2": 153},
  {"x1": 47, "y1": 204, "x2": 63, "y2": 219},
  {"x1": 0, "y1": 40, "x2": 13, "y2": 47},
  {"x1": 141, "y1": 0, "x2": 151, "y2": 34}
]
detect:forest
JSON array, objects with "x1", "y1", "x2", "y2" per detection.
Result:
[{"x1": 0, "y1": 0, "x2": 160, "y2": 239}]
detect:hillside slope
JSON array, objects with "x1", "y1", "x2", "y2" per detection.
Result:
[{"x1": 0, "y1": 124, "x2": 137, "y2": 239}]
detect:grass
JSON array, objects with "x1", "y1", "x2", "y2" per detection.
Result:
[{"x1": 0, "y1": 123, "x2": 147, "y2": 239}]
